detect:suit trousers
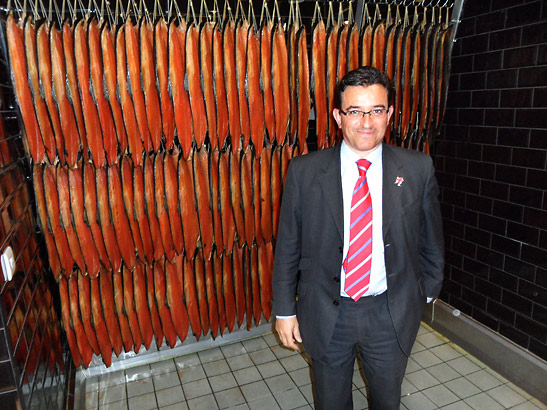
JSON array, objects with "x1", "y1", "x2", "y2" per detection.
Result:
[{"x1": 311, "y1": 292, "x2": 408, "y2": 410}]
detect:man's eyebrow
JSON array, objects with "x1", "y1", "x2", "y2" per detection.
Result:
[{"x1": 344, "y1": 104, "x2": 387, "y2": 110}]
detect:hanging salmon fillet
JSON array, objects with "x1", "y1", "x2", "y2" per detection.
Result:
[
  {"x1": 153, "y1": 261, "x2": 178, "y2": 347},
  {"x1": 133, "y1": 262, "x2": 153, "y2": 349},
  {"x1": 360, "y1": 22, "x2": 373, "y2": 67},
  {"x1": 82, "y1": 164, "x2": 112, "y2": 270},
  {"x1": 233, "y1": 244, "x2": 245, "y2": 327},
  {"x1": 213, "y1": 23, "x2": 229, "y2": 150},
  {"x1": 56, "y1": 166, "x2": 86, "y2": 272},
  {"x1": 95, "y1": 166, "x2": 123, "y2": 272},
  {"x1": 221, "y1": 251, "x2": 236, "y2": 332},
  {"x1": 182, "y1": 255, "x2": 202, "y2": 339},
  {"x1": 145, "y1": 263, "x2": 164, "y2": 347},
  {"x1": 100, "y1": 271, "x2": 124, "y2": 355},
  {"x1": 271, "y1": 23, "x2": 290, "y2": 147},
  {"x1": 32, "y1": 165, "x2": 61, "y2": 278},
  {"x1": 74, "y1": 19, "x2": 106, "y2": 167},
  {"x1": 312, "y1": 20, "x2": 327, "y2": 150},
  {"x1": 223, "y1": 20, "x2": 242, "y2": 153},
  {"x1": 193, "y1": 148, "x2": 214, "y2": 260},
  {"x1": 371, "y1": 20, "x2": 386, "y2": 70},
  {"x1": 89, "y1": 274, "x2": 113, "y2": 365},
  {"x1": 101, "y1": 24, "x2": 128, "y2": 156},
  {"x1": 36, "y1": 22, "x2": 65, "y2": 165},
  {"x1": 58, "y1": 277, "x2": 82, "y2": 366},
  {"x1": 125, "y1": 18, "x2": 153, "y2": 153},
  {"x1": 131, "y1": 164, "x2": 156, "y2": 265},
  {"x1": 392, "y1": 21, "x2": 406, "y2": 141},
  {"x1": 210, "y1": 150, "x2": 224, "y2": 253},
  {"x1": 296, "y1": 26, "x2": 310, "y2": 155},
  {"x1": 177, "y1": 156, "x2": 200, "y2": 256},
  {"x1": 435, "y1": 25, "x2": 454, "y2": 138},
  {"x1": 213, "y1": 251, "x2": 227, "y2": 335},
  {"x1": 121, "y1": 266, "x2": 142, "y2": 352},
  {"x1": 260, "y1": 145, "x2": 273, "y2": 243},
  {"x1": 88, "y1": 19, "x2": 117, "y2": 165},
  {"x1": 50, "y1": 24, "x2": 79, "y2": 167},
  {"x1": 260, "y1": 21, "x2": 275, "y2": 144},
  {"x1": 154, "y1": 153, "x2": 176, "y2": 261},
  {"x1": 140, "y1": 19, "x2": 163, "y2": 152},
  {"x1": 252, "y1": 151, "x2": 263, "y2": 247},
  {"x1": 287, "y1": 24, "x2": 298, "y2": 146},
  {"x1": 169, "y1": 20, "x2": 194, "y2": 160},
  {"x1": 236, "y1": 20, "x2": 251, "y2": 150},
  {"x1": 204, "y1": 256, "x2": 219, "y2": 338},
  {"x1": 155, "y1": 19, "x2": 175, "y2": 151},
  {"x1": 113, "y1": 269, "x2": 134, "y2": 352},
  {"x1": 68, "y1": 274, "x2": 93, "y2": 367},
  {"x1": 326, "y1": 23, "x2": 339, "y2": 146},
  {"x1": 336, "y1": 23, "x2": 349, "y2": 85},
  {"x1": 164, "y1": 153, "x2": 184, "y2": 255},
  {"x1": 244, "y1": 245, "x2": 253, "y2": 329},
  {"x1": 42, "y1": 165, "x2": 74, "y2": 276},
  {"x1": 143, "y1": 154, "x2": 165, "y2": 261},
  {"x1": 165, "y1": 257, "x2": 189, "y2": 342},
  {"x1": 115, "y1": 27, "x2": 144, "y2": 165},
  {"x1": 399, "y1": 24, "x2": 414, "y2": 145},
  {"x1": 347, "y1": 23, "x2": 360, "y2": 72},
  {"x1": 409, "y1": 25, "x2": 423, "y2": 146},
  {"x1": 250, "y1": 245, "x2": 261, "y2": 326},
  {"x1": 271, "y1": 146, "x2": 282, "y2": 240},
  {"x1": 247, "y1": 26, "x2": 265, "y2": 158},
  {"x1": 240, "y1": 149, "x2": 255, "y2": 246},
  {"x1": 108, "y1": 164, "x2": 137, "y2": 269},
  {"x1": 119, "y1": 156, "x2": 146, "y2": 263},
  {"x1": 76, "y1": 272, "x2": 101, "y2": 357},
  {"x1": 219, "y1": 151, "x2": 236, "y2": 255},
  {"x1": 186, "y1": 22, "x2": 208, "y2": 149},
  {"x1": 258, "y1": 241, "x2": 274, "y2": 321},
  {"x1": 200, "y1": 21, "x2": 218, "y2": 151},
  {"x1": 194, "y1": 251, "x2": 210, "y2": 336},
  {"x1": 7, "y1": 14, "x2": 45, "y2": 163},
  {"x1": 24, "y1": 18, "x2": 57, "y2": 163}
]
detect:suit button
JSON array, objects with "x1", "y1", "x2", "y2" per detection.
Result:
[
  {"x1": 333, "y1": 277, "x2": 340, "y2": 282},
  {"x1": 333, "y1": 300, "x2": 339, "y2": 306}
]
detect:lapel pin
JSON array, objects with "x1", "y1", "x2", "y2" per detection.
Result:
[{"x1": 394, "y1": 176, "x2": 404, "y2": 187}]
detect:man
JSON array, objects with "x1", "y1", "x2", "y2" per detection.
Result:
[{"x1": 272, "y1": 66, "x2": 444, "y2": 410}]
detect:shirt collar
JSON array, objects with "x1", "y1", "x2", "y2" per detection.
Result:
[{"x1": 340, "y1": 141, "x2": 383, "y2": 172}]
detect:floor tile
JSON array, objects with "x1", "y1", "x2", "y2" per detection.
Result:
[
  {"x1": 215, "y1": 387, "x2": 246, "y2": 409},
  {"x1": 247, "y1": 395, "x2": 280, "y2": 410},
  {"x1": 275, "y1": 387, "x2": 307, "y2": 410},
  {"x1": 98, "y1": 400, "x2": 128, "y2": 410},
  {"x1": 249, "y1": 348, "x2": 277, "y2": 365},
  {"x1": 410, "y1": 340, "x2": 427, "y2": 354},
  {"x1": 203, "y1": 359, "x2": 231, "y2": 377},
  {"x1": 86, "y1": 376, "x2": 101, "y2": 392},
  {"x1": 440, "y1": 401, "x2": 474, "y2": 409},
  {"x1": 225, "y1": 404, "x2": 250, "y2": 410},
  {"x1": 175, "y1": 353, "x2": 201, "y2": 369},
  {"x1": 444, "y1": 377, "x2": 482, "y2": 399},
  {"x1": 263, "y1": 333, "x2": 281, "y2": 347},
  {"x1": 209, "y1": 372, "x2": 238, "y2": 393},
  {"x1": 126, "y1": 378, "x2": 154, "y2": 399},
  {"x1": 512, "y1": 401, "x2": 546, "y2": 410},
  {"x1": 447, "y1": 356, "x2": 482, "y2": 376},
  {"x1": 271, "y1": 345, "x2": 299, "y2": 359},
  {"x1": 401, "y1": 377, "x2": 419, "y2": 396},
  {"x1": 352, "y1": 389, "x2": 368, "y2": 410},
  {"x1": 257, "y1": 361, "x2": 286, "y2": 378},
  {"x1": 186, "y1": 393, "x2": 218, "y2": 410},
  {"x1": 427, "y1": 363, "x2": 462, "y2": 383},
  {"x1": 422, "y1": 384, "x2": 460, "y2": 407},
  {"x1": 289, "y1": 368, "x2": 312, "y2": 387},
  {"x1": 155, "y1": 385, "x2": 184, "y2": 408},
  {"x1": 417, "y1": 332, "x2": 447, "y2": 349},
  {"x1": 99, "y1": 371, "x2": 127, "y2": 389},
  {"x1": 232, "y1": 367, "x2": 262, "y2": 386},
  {"x1": 242, "y1": 338, "x2": 269, "y2": 353},
  {"x1": 405, "y1": 357, "x2": 422, "y2": 374},
  {"x1": 85, "y1": 390, "x2": 99, "y2": 408},
  {"x1": 265, "y1": 374, "x2": 296, "y2": 393},
  {"x1": 198, "y1": 347, "x2": 224, "y2": 363},
  {"x1": 487, "y1": 385, "x2": 527, "y2": 408},
  {"x1": 465, "y1": 369, "x2": 504, "y2": 391},
  {"x1": 221, "y1": 343, "x2": 247, "y2": 358},
  {"x1": 240, "y1": 380, "x2": 272, "y2": 402},
  {"x1": 464, "y1": 392, "x2": 504, "y2": 410},
  {"x1": 160, "y1": 401, "x2": 188, "y2": 410},
  {"x1": 279, "y1": 354, "x2": 309, "y2": 372},
  {"x1": 127, "y1": 392, "x2": 157, "y2": 410},
  {"x1": 412, "y1": 349, "x2": 443, "y2": 368},
  {"x1": 298, "y1": 383, "x2": 314, "y2": 404},
  {"x1": 98, "y1": 384, "x2": 126, "y2": 405},
  {"x1": 429, "y1": 344, "x2": 463, "y2": 362},
  {"x1": 401, "y1": 391, "x2": 437, "y2": 410},
  {"x1": 150, "y1": 359, "x2": 177, "y2": 376},
  {"x1": 227, "y1": 354, "x2": 254, "y2": 371},
  {"x1": 183, "y1": 379, "x2": 213, "y2": 400},
  {"x1": 405, "y1": 369, "x2": 440, "y2": 391},
  {"x1": 125, "y1": 365, "x2": 152, "y2": 383},
  {"x1": 153, "y1": 371, "x2": 181, "y2": 391},
  {"x1": 178, "y1": 365, "x2": 206, "y2": 384}
]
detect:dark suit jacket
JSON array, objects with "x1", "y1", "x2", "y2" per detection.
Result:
[{"x1": 272, "y1": 143, "x2": 444, "y2": 359}]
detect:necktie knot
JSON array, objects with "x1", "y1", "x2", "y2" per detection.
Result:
[{"x1": 356, "y1": 159, "x2": 371, "y2": 178}]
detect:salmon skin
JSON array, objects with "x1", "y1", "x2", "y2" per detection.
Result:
[
  {"x1": 326, "y1": 23, "x2": 339, "y2": 146},
  {"x1": 252, "y1": 152, "x2": 262, "y2": 247},
  {"x1": 204, "y1": 256, "x2": 219, "y2": 338},
  {"x1": 260, "y1": 21, "x2": 275, "y2": 144},
  {"x1": 153, "y1": 261, "x2": 177, "y2": 347},
  {"x1": 250, "y1": 245, "x2": 261, "y2": 326},
  {"x1": 312, "y1": 20, "x2": 328, "y2": 150},
  {"x1": 154, "y1": 152, "x2": 176, "y2": 261},
  {"x1": 271, "y1": 146, "x2": 282, "y2": 241},
  {"x1": 100, "y1": 272, "x2": 123, "y2": 355},
  {"x1": 260, "y1": 146, "x2": 273, "y2": 243},
  {"x1": 247, "y1": 27, "x2": 265, "y2": 158},
  {"x1": 236, "y1": 20, "x2": 251, "y2": 150},
  {"x1": 194, "y1": 251, "x2": 210, "y2": 336},
  {"x1": 347, "y1": 23, "x2": 360, "y2": 72},
  {"x1": 371, "y1": 20, "x2": 386, "y2": 70},
  {"x1": 113, "y1": 269, "x2": 134, "y2": 352},
  {"x1": 7, "y1": 14, "x2": 46, "y2": 163},
  {"x1": 68, "y1": 274, "x2": 93, "y2": 367},
  {"x1": 164, "y1": 153, "x2": 184, "y2": 255},
  {"x1": 58, "y1": 277, "x2": 82, "y2": 366},
  {"x1": 258, "y1": 242, "x2": 274, "y2": 321},
  {"x1": 121, "y1": 266, "x2": 142, "y2": 352},
  {"x1": 223, "y1": 20, "x2": 242, "y2": 153},
  {"x1": 165, "y1": 257, "x2": 189, "y2": 342},
  {"x1": 143, "y1": 154, "x2": 165, "y2": 261},
  {"x1": 213, "y1": 251, "x2": 227, "y2": 335},
  {"x1": 296, "y1": 26, "x2": 310, "y2": 155},
  {"x1": 183, "y1": 255, "x2": 202, "y2": 339},
  {"x1": 133, "y1": 262, "x2": 153, "y2": 349},
  {"x1": 89, "y1": 274, "x2": 113, "y2": 366},
  {"x1": 230, "y1": 151, "x2": 245, "y2": 246},
  {"x1": 194, "y1": 148, "x2": 214, "y2": 259},
  {"x1": 178, "y1": 156, "x2": 200, "y2": 257},
  {"x1": 132, "y1": 162, "x2": 155, "y2": 265},
  {"x1": 210, "y1": 151, "x2": 224, "y2": 253},
  {"x1": 169, "y1": 20, "x2": 193, "y2": 159},
  {"x1": 155, "y1": 19, "x2": 175, "y2": 150},
  {"x1": 219, "y1": 151, "x2": 236, "y2": 255},
  {"x1": 240, "y1": 149, "x2": 255, "y2": 246},
  {"x1": 145, "y1": 263, "x2": 164, "y2": 347},
  {"x1": 221, "y1": 251, "x2": 236, "y2": 332},
  {"x1": 200, "y1": 22, "x2": 218, "y2": 151},
  {"x1": 287, "y1": 24, "x2": 298, "y2": 145}
]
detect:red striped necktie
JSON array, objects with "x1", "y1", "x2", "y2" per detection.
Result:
[{"x1": 343, "y1": 158, "x2": 373, "y2": 301}]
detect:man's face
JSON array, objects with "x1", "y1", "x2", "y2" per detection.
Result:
[{"x1": 333, "y1": 84, "x2": 394, "y2": 157}]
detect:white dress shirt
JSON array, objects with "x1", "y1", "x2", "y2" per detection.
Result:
[{"x1": 340, "y1": 141, "x2": 387, "y2": 298}]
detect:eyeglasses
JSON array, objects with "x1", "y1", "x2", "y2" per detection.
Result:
[{"x1": 339, "y1": 108, "x2": 388, "y2": 119}]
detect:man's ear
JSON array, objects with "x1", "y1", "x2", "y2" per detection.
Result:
[
  {"x1": 333, "y1": 108, "x2": 342, "y2": 128},
  {"x1": 387, "y1": 105, "x2": 394, "y2": 122}
]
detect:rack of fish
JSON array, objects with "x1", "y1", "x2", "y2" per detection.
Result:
[{"x1": 4, "y1": 0, "x2": 454, "y2": 368}]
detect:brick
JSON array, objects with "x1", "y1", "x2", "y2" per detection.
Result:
[
  {"x1": 518, "y1": 67, "x2": 547, "y2": 87},
  {"x1": 500, "y1": 89, "x2": 533, "y2": 108},
  {"x1": 504, "y1": 45, "x2": 538, "y2": 68},
  {"x1": 497, "y1": 127, "x2": 530, "y2": 147},
  {"x1": 473, "y1": 50, "x2": 503, "y2": 71},
  {"x1": 505, "y1": 256, "x2": 536, "y2": 281},
  {"x1": 484, "y1": 108, "x2": 515, "y2": 127},
  {"x1": 495, "y1": 165, "x2": 526, "y2": 185},
  {"x1": 492, "y1": 235, "x2": 521, "y2": 258},
  {"x1": 512, "y1": 147, "x2": 546, "y2": 169},
  {"x1": 521, "y1": 21, "x2": 547, "y2": 46},
  {"x1": 489, "y1": 27, "x2": 521, "y2": 50},
  {"x1": 509, "y1": 185, "x2": 543, "y2": 208},
  {"x1": 487, "y1": 69, "x2": 518, "y2": 89},
  {"x1": 472, "y1": 90, "x2": 500, "y2": 107}
]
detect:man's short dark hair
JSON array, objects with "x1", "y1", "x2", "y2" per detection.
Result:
[{"x1": 334, "y1": 66, "x2": 394, "y2": 109}]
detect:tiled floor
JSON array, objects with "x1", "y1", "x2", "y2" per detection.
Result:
[{"x1": 80, "y1": 323, "x2": 546, "y2": 410}]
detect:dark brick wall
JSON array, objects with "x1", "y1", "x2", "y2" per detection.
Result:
[{"x1": 436, "y1": 0, "x2": 547, "y2": 361}]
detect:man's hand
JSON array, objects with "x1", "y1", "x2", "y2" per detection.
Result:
[{"x1": 275, "y1": 316, "x2": 302, "y2": 351}]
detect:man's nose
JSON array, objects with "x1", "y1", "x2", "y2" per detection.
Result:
[{"x1": 359, "y1": 113, "x2": 373, "y2": 126}]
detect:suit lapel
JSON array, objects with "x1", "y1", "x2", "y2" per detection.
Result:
[
  {"x1": 382, "y1": 144, "x2": 404, "y2": 237},
  {"x1": 319, "y1": 145, "x2": 344, "y2": 240}
]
